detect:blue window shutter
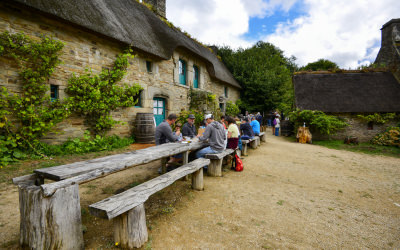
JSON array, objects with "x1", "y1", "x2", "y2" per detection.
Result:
[
  {"x1": 179, "y1": 59, "x2": 186, "y2": 85},
  {"x1": 193, "y1": 65, "x2": 199, "y2": 88}
]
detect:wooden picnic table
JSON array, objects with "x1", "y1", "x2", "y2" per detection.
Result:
[{"x1": 14, "y1": 140, "x2": 208, "y2": 250}]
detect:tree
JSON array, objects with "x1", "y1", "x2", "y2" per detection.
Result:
[
  {"x1": 215, "y1": 41, "x2": 295, "y2": 114},
  {"x1": 300, "y1": 59, "x2": 339, "y2": 71}
]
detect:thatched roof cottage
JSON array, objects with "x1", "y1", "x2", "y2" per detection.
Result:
[
  {"x1": 293, "y1": 19, "x2": 400, "y2": 142},
  {"x1": 0, "y1": 0, "x2": 241, "y2": 143}
]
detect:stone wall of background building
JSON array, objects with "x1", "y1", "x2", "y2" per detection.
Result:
[
  {"x1": 312, "y1": 113, "x2": 397, "y2": 142},
  {"x1": 0, "y1": 3, "x2": 240, "y2": 144}
]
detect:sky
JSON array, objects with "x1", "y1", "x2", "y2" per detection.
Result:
[{"x1": 166, "y1": 0, "x2": 400, "y2": 69}]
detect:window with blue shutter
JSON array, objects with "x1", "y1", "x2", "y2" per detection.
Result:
[
  {"x1": 179, "y1": 59, "x2": 186, "y2": 85},
  {"x1": 193, "y1": 65, "x2": 199, "y2": 88},
  {"x1": 50, "y1": 85, "x2": 59, "y2": 102}
]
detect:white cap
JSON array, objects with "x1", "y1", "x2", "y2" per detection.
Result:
[
  {"x1": 205, "y1": 114, "x2": 213, "y2": 119},
  {"x1": 276, "y1": 114, "x2": 280, "y2": 117}
]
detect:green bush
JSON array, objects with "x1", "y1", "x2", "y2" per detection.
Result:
[
  {"x1": 289, "y1": 109, "x2": 348, "y2": 135},
  {"x1": 225, "y1": 101, "x2": 240, "y2": 117},
  {"x1": 371, "y1": 127, "x2": 400, "y2": 147},
  {"x1": 38, "y1": 131, "x2": 134, "y2": 156}
]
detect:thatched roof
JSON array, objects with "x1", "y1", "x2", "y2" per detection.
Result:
[
  {"x1": 293, "y1": 72, "x2": 400, "y2": 113},
  {"x1": 9, "y1": 0, "x2": 240, "y2": 88}
]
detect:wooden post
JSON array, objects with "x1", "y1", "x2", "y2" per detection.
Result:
[
  {"x1": 192, "y1": 168, "x2": 203, "y2": 190},
  {"x1": 161, "y1": 157, "x2": 168, "y2": 174},
  {"x1": 208, "y1": 159, "x2": 223, "y2": 177},
  {"x1": 182, "y1": 151, "x2": 190, "y2": 181},
  {"x1": 114, "y1": 204, "x2": 148, "y2": 249},
  {"x1": 18, "y1": 183, "x2": 84, "y2": 249},
  {"x1": 242, "y1": 143, "x2": 248, "y2": 156}
]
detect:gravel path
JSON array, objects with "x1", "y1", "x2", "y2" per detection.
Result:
[{"x1": 149, "y1": 130, "x2": 400, "y2": 249}]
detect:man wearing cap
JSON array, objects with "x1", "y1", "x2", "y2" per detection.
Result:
[
  {"x1": 195, "y1": 114, "x2": 226, "y2": 158},
  {"x1": 182, "y1": 114, "x2": 197, "y2": 138}
]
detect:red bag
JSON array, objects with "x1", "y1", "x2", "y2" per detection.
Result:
[{"x1": 232, "y1": 153, "x2": 243, "y2": 171}]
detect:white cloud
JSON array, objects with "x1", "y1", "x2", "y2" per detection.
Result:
[
  {"x1": 166, "y1": 0, "x2": 400, "y2": 68},
  {"x1": 264, "y1": 0, "x2": 400, "y2": 68},
  {"x1": 166, "y1": 0, "x2": 296, "y2": 48}
]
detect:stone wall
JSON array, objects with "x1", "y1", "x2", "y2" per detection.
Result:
[
  {"x1": 0, "y1": 3, "x2": 240, "y2": 144},
  {"x1": 313, "y1": 113, "x2": 398, "y2": 142}
]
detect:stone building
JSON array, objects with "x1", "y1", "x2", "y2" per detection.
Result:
[
  {"x1": 293, "y1": 19, "x2": 400, "y2": 142},
  {"x1": 293, "y1": 72, "x2": 400, "y2": 142},
  {"x1": 375, "y1": 18, "x2": 400, "y2": 80},
  {"x1": 0, "y1": 0, "x2": 241, "y2": 143}
]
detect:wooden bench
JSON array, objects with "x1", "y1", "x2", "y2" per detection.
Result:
[
  {"x1": 89, "y1": 158, "x2": 210, "y2": 249},
  {"x1": 204, "y1": 148, "x2": 235, "y2": 176},
  {"x1": 12, "y1": 141, "x2": 208, "y2": 249},
  {"x1": 241, "y1": 137, "x2": 258, "y2": 155}
]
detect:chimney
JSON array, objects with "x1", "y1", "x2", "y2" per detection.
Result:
[
  {"x1": 143, "y1": 0, "x2": 166, "y2": 19},
  {"x1": 374, "y1": 18, "x2": 400, "y2": 68}
]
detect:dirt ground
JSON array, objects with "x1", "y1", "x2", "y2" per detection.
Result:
[{"x1": 1, "y1": 130, "x2": 399, "y2": 249}]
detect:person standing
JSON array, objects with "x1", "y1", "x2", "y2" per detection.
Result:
[
  {"x1": 195, "y1": 114, "x2": 226, "y2": 158},
  {"x1": 155, "y1": 113, "x2": 180, "y2": 145},
  {"x1": 181, "y1": 114, "x2": 197, "y2": 138},
  {"x1": 274, "y1": 114, "x2": 281, "y2": 136}
]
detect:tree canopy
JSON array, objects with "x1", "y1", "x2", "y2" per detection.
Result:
[
  {"x1": 300, "y1": 59, "x2": 339, "y2": 71},
  {"x1": 215, "y1": 41, "x2": 296, "y2": 114}
]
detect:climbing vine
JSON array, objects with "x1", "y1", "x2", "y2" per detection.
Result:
[
  {"x1": 0, "y1": 31, "x2": 69, "y2": 167},
  {"x1": 189, "y1": 88, "x2": 222, "y2": 120},
  {"x1": 357, "y1": 113, "x2": 398, "y2": 124},
  {"x1": 66, "y1": 49, "x2": 142, "y2": 134}
]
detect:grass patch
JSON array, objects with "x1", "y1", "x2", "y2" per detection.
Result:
[
  {"x1": 312, "y1": 140, "x2": 400, "y2": 158},
  {"x1": 277, "y1": 200, "x2": 284, "y2": 206}
]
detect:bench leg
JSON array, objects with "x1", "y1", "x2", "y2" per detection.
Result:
[
  {"x1": 114, "y1": 203, "x2": 148, "y2": 249},
  {"x1": 250, "y1": 140, "x2": 257, "y2": 149},
  {"x1": 208, "y1": 159, "x2": 223, "y2": 177},
  {"x1": 182, "y1": 151, "x2": 190, "y2": 181},
  {"x1": 192, "y1": 168, "x2": 204, "y2": 190},
  {"x1": 257, "y1": 137, "x2": 260, "y2": 147},
  {"x1": 261, "y1": 135, "x2": 266, "y2": 142},
  {"x1": 242, "y1": 143, "x2": 248, "y2": 156},
  {"x1": 161, "y1": 157, "x2": 168, "y2": 174},
  {"x1": 19, "y1": 183, "x2": 84, "y2": 249}
]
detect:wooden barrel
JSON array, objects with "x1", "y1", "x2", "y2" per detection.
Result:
[
  {"x1": 134, "y1": 113, "x2": 155, "y2": 143},
  {"x1": 280, "y1": 120, "x2": 294, "y2": 136}
]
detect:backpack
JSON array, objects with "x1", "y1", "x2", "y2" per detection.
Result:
[
  {"x1": 273, "y1": 118, "x2": 277, "y2": 126},
  {"x1": 231, "y1": 152, "x2": 243, "y2": 171}
]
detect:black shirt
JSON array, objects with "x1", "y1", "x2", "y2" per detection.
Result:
[
  {"x1": 240, "y1": 123, "x2": 254, "y2": 137},
  {"x1": 182, "y1": 122, "x2": 197, "y2": 138}
]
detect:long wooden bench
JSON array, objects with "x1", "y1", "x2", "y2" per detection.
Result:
[
  {"x1": 89, "y1": 158, "x2": 210, "y2": 249},
  {"x1": 12, "y1": 141, "x2": 208, "y2": 249},
  {"x1": 205, "y1": 148, "x2": 235, "y2": 176}
]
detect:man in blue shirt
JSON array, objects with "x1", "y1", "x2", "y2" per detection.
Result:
[{"x1": 250, "y1": 117, "x2": 260, "y2": 136}]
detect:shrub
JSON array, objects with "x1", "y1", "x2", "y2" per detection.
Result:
[
  {"x1": 371, "y1": 127, "x2": 400, "y2": 147},
  {"x1": 225, "y1": 101, "x2": 240, "y2": 117},
  {"x1": 289, "y1": 109, "x2": 348, "y2": 135}
]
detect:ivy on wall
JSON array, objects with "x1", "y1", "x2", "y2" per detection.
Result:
[
  {"x1": 66, "y1": 49, "x2": 142, "y2": 134},
  {"x1": 0, "y1": 32, "x2": 142, "y2": 168},
  {"x1": 0, "y1": 32, "x2": 69, "y2": 164},
  {"x1": 189, "y1": 88, "x2": 222, "y2": 120},
  {"x1": 357, "y1": 113, "x2": 398, "y2": 124}
]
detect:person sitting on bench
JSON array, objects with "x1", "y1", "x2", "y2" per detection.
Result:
[
  {"x1": 195, "y1": 114, "x2": 226, "y2": 159},
  {"x1": 240, "y1": 117, "x2": 254, "y2": 140},
  {"x1": 250, "y1": 116, "x2": 260, "y2": 136}
]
